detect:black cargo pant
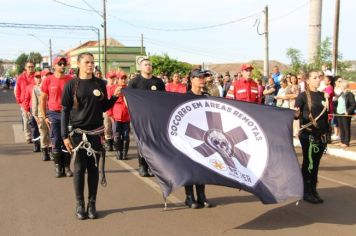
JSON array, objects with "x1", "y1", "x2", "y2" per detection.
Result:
[
  {"x1": 299, "y1": 132, "x2": 327, "y2": 187},
  {"x1": 71, "y1": 133, "x2": 101, "y2": 202}
]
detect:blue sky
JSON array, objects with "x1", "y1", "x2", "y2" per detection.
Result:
[{"x1": 0, "y1": 0, "x2": 354, "y2": 64}]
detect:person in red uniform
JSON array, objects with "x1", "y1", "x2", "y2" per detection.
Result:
[
  {"x1": 226, "y1": 64, "x2": 259, "y2": 103},
  {"x1": 15, "y1": 61, "x2": 35, "y2": 143},
  {"x1": 165, "y1": 72, "x2": 187, "y2": 93},
  {"x1": 108, "y1": 73, "x2": 131, "y2": 160},
  {"x1": 41, "y1": 56, "x2": 73, "y2": 178},
  {"x1": 103, "y1": 71, "x2": 117, "y2": 151},
  {"x1": 23, "y1": 71, "x2": 41, "y2": 152}
]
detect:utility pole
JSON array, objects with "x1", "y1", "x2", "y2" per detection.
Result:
[
  {"x1": 49, "y1": 39, "x2": 53, "y2": 68},
  {"x1": 103, "y1": 0, "x2": 108, "y2": 75},
  {"x1": 308, "y1": 0, "x2": 322, "y2": 64},
  {"x1": 141, "y1": 33, "x2": 144, "y2": 55},
  {"x1": 263, "y1": 5, "x2": 269, "y2": 78},
  {"x1": 332, "y1": 0, "x2": 340, "y2": 75}
]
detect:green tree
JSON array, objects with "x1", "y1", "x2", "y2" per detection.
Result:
[
  {"x1": 28, "y1": 52, "x2": 43, "y2": 65},
  {"x1": 251, "y1": 63, "x2": 263, "y2": 81},
  {"x1": 285, "y1": 48, "x2": 306, "y2": 74},
  {"x1": 15, "y1": 52, "x2": 43, "y2": 75},
  {"x1": 150, "y1": 54, "x2": 192, "y2": 77},
  {"x1": 15, "y1": 53, "x2": 29, "y2": 75},
  {"x1": 286, "y1": 37, "x2": 353, "y2": 80},
  {"x1": 0, "y1": 60, "x2": 4, "y2": 76}
]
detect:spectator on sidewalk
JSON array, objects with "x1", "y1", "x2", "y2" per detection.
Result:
[
  {"x1": 336, "y1": 80, "x2": 356, "y2": 148},
  {"x1": 263, "y1": 76, "x2": 277, "y2": 106}
]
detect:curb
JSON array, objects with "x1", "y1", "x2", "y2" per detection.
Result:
[{"x1": 293, "y1": 138, "x2": 356, "y2": 161}]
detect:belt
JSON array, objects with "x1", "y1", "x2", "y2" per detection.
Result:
[{"x1": 50, "y1": 110, "x2": 61, "y2": 113}]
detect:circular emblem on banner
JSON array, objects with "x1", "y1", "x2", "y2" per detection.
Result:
[
  {"x1": 151, "y1": 85, "x2": 157, "y2": 91},
  {"x1": 167, "y1": 99, "x2": 268, "y2": 187},
  {"x1": 93, "y1": 89, "x2": 101, "y2": 97}
]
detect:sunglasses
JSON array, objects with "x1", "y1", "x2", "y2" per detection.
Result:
[{"x1": 58, "y1": 62, "x2": 67, "y2": 66}]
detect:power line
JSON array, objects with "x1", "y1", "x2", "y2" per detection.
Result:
[
  {"x1": 270, "y1": 1, "x2": 309, "y2": 21},
  {"x1": 51, "y1": 0, "x2": 260, "y2": 32},
  {"x1": 81, "y1": 0, "x2": 102, "y2": 17},
  {"x1": 52, "y1": 0, "x2": 95, "y2": 13},
  {"x1": 109, "y1": 12, "x2": 260, "y2": 31}
]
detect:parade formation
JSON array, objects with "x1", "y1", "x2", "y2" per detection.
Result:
[
  {"x1": 2, "y1": 2, "x2": 356, "y2": 235},
  {"x1": 7, "y1": 53, "x2": 355, "y2": 221}
]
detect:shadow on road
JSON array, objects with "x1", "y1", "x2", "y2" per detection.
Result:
[
  {"x1": 99, "y1": 202, "x2": 188, "y2": 218},
  {"x1": 235, "y1": 186, "x2": 356, "y2": 230}
]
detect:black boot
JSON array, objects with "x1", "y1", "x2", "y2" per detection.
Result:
[
  {"x1": 184, "y1": 186, "x2": 199, "y2": 209},
  {"x1": 311, "y1": 181, "x2": 324, "y2": 203},
  {"x1": 138, "y1": 154, "x2": 149, "y2": 177},
  {"x1": 63, "y1": 152, "x2": 73, "y2": 177},
  {"x1": 49, "y1": 147, "x2": 54, "y2": 161},
  {"x1": 87, "y1": 200, "x2": 97, "y2": 219},
  {"x1": 33, "y1": 141, "x2": 41, "y2": 152},
  {"x1": 53, "y1": 152, "x2": 63, "y2": 178},
  {"x1": 76, "y1": 200, "x2": 87, "y2": 220},
  {"x1": 303, "y1": 181, "x2": 320, "y2": 204},
  {"x1": 115, "y1": 139, "x2": 123, "y2": 160},
  {"x1": 196, "y1": 185, "x2": 212, "y2": 208},
  {"x1": 41, "y1": 147, "x2": 50, "y2": 161},
  {"x1": 105, "y1": 139, "x2": 114, "y2": 152},
  {"x1": 122, "y1": 139, "x2": 130, "y2": 160}
]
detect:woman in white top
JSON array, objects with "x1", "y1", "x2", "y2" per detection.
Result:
[{"x1": 275, "y1": 79, "x2": 291, "y2": 108}]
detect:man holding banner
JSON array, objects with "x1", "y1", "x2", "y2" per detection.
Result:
[
  {"x1": 128, "y1": 58, "x2": 165, "y2": 177},
  {"x1": 123, "y1": 80, "x2": 303, "y2": 204}
]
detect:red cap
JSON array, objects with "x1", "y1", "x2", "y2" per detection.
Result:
[
  {"x1": 41, "y1": 69, "x2": 51, "y2": 77},
  {"x1": 106, "y1": 71, "x2": 117, "y2": 79},
  {"x1": 241, "y1": 64, "x2": 254, "y2": 71},
  {"x1": 68, "y1": 68, "x2": 75, "y2": 75},
  {"x1": 116, "y1": 71, "x2": 127, "y2": 79},
  {"x1": 34, "y1": 71, "x2": 41, "y2": 77},
  {"x1": 52, "y1": 56, "x2": 67, "y2": 66}
]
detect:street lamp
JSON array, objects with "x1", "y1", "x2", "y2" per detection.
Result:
[{"x1": 28, "y1": 33, "x2": 53, "y2": 68}]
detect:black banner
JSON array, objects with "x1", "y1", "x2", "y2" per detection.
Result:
[{"x1": 123, "y1": 89, "x2": 303, "y2": 204}]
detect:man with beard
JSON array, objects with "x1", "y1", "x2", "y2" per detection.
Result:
[{"x1": 41, "y1": 57, "x2": 73, "y2": 178}]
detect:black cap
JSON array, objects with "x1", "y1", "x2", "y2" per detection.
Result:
[{"x1": 190, "y1": 69, "x2": 210, "y2": 79}]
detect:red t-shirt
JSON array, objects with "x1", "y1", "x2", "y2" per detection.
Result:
[
  {"x1": 165, "y1": 82, "x2": 187, "y2": 93},
  {"x1": 41, "y1": 74, "x2": 72, "y2": 111},
  {"x1": 23, "y1": 84, "x2": 34, "y2": 112},
  {"x1": 15, "y1": 72, "x2": 34, "y2": 105},
  {"x1": 108, "y1": 84, "x2": 130, "y2": 122}
]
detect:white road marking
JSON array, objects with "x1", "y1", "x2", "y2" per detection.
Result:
[
  {"x1": 12, "y1": 124, "x2": 25, "y2": 143},
  {"x1": 108, "y1": 155, "x2": 183, "y2": 206}
]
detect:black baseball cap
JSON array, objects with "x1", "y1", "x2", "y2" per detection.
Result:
[{"x1": 190, "y1": 69, "x2": 211, "y2": 78}]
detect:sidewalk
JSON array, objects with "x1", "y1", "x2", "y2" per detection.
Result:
[{"x1": 293, "y1": 121, "x2": 356, "y2": 161}]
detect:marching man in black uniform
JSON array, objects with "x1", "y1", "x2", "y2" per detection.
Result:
[
  {"x1": 61, "y1": 52, "x2": 121, "y2": 220},
  {"x1": 128, "y1": 58, "x2": 165, "y2": 177}
]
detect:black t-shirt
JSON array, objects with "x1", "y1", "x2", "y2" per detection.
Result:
[
  {"x1": 128, "y1": 75, "x2": 165, "y2": 91},
  {"x1": 61, "y1": 77, "x2": 117, "y2": 138},
  {"x1": 187, "y1": 90, "x2": 209, "y2": 96},
  {"x1": 295, "y1": 91, "x2": 329, "y2": 135}
]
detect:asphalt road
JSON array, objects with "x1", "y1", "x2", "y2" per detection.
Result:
[{"x1": 1, "y1": 88, "x2": 356, "y2": 236}]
